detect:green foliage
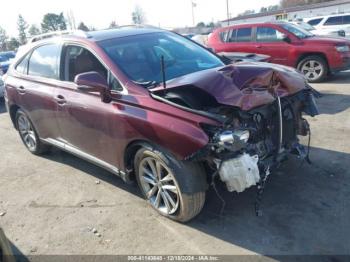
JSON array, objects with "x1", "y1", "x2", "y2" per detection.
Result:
[
  {"x1": 0, "y1": 26, "x2": 8, "y2": 51},
  {"x1": 109, "y1": 21, "x2": 118, "y2": 29},
  {"x1": 196, "y1": 22, "x2": 206, "y2": 28},
  {"x1": 132, "y1": 6, "x2": 146, "y2": 24},
  {"x1": 41, "y1": 12, "x2": 67, "y2": 32},
  {"x1": 17, "y1": 14, "x2": 28, "y2": 45},
  {"x1": 78, "y1": 22, "x2": 89, "y2": 31},
  {"x1": 7, "y1": 37, "x2": 20, "y2": 51},
  {"x1": 28, "y1": 24, "x2": 41, "y2": 36}
]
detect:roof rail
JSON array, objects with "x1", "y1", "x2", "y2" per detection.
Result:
[{"x1": 28, "y1": 30, "x2": 90, "y2": 43}]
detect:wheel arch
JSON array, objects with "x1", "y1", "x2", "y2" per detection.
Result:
[
  {"x1": 124, "y1": 139, "x2": 150, "y2": 178},
  {"x1": 9, "y1": 104, "x2": 20, "y2": 129},
  {"x1": 295, "y1": 52, "x2": 329, "y2": 70},
  {"x1": 123, "y1": 139, "x2": 208, "y2": 193}
]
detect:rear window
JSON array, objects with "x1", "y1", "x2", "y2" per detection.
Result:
[
  {"x1": 324, "y1": 16, "x2": 343, "y2": 26},
  {"x1": 28, "y1": 44, "x2": 61, "y2": 79},
  {"x1": 228, "y1": 29, "x2": 237, "y2": 42},
  {"x1": 307, "y1": 18, "x2": 323, "y2": 26},
  {"x1": 219, "y1": 30, "x2": 229, "y2": 42},
  {"x1": 236, "y1": 28, "x2": 252, "y2": 42},
  {"x1": 16, "y1": 54, "x2": 30, "y2": 74}
]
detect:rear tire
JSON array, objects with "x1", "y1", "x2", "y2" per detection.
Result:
[
  {"x1": 134, "y1": 145, "x2": 206, "y2": 222},
  {"x1": 15, "y1": 109, "x2": 50, "y2": 155},
  {"x1": 297, "y1": 55, "x2": 328, "y2": 83}
]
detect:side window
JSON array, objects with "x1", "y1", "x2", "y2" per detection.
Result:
[
  {"x1": 257, "y1": 27, "x2": 284, "y2": 42},
  {"x1": 219, "y1": 30, "x2": 229, "y2": 42},
  {"x1": 63, "y1": 45, "x2": 123, "y2": 91},
  {"x1": 16, "y1": 54, "x2": 30, "y2": 74},
  {"x1": 307, "y1": 18, "x2": 323, "y2": 26},
  {"x1": 228, "y1": 29, "x2": 237, "y2": 42},
  {"x1": 343, "y1": 15, "x2": 350, "y2": 25},
  {"x1": 236, "y1": 28, "x2": 252, "y2": 42},
  {"x1": 64, "y1": 45, "x2": 107, "y2": 82},
  {"x1": 28, "y1": 44, "x2": 61, "y2": 79},
  {"x1": 110, "y1": 75, "x2": 123, "y2": 91},
  {"x1": 324, "y1": 16, "x2": 343, "y2": 26}
]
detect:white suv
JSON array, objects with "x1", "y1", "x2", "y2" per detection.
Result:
[{"x1": 305, "y1": 13, "x2": 350, "y2": 38}]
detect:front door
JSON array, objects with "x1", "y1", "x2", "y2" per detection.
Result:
[
  {"x1": 54, "y1": 44, "x2": 122, "y2": 167},
  {"x1": 254, "y1": 26, "x2": 290, "y2": 65}
]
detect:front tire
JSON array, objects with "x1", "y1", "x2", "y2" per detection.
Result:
[
  {"x1": 16, "y1": 109, "x2": 50, "y2": 155},
  {"x1": 297, "y1": 55, "x2": 328, "y2": 83},
  {"x1": 134, "y1": 145, "x2": 206, "y2": 222}
]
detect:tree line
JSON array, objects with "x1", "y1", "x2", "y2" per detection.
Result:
[{"x1": 0, "y1": 6, "x2": 146, "y2": 51}]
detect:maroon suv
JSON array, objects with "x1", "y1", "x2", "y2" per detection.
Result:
[
  {"x1": 208, "y1": 22, "x2": 350, "y2": 82},
  {"x1": 4, "y1": 28, "x2": 318, "y2": 221}
]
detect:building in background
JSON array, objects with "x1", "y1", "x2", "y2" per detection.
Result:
[{"x1": 222, "y1": 0, "x2": 350, "y2": 25}]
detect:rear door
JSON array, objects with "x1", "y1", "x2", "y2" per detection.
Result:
[
  {"x1": 220, "y1": 27, "x2": 256, "y2": 53},
  {"x1": 254, "y1": 26, "x2": 289, "y2": 65},
  {"x1": 11, "y1": 43, "x2": 62, "y2": 140}
]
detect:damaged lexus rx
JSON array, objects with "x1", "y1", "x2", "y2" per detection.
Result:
[{"x1": 4, "y1": 27, "x2": 319, "y2": 222}]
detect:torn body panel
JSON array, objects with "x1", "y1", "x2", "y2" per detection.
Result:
[{"x1": 152, "y1": 62, "x2": 319, "y2": 194}]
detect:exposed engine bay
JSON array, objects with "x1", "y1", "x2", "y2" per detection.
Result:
[{"x1": 151, "y1": 63, "x2": 319, "y2": 203}]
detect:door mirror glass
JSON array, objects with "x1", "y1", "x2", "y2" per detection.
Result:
[{"x1": 75, "y1": 71, "x2": 111, "y2": 102}]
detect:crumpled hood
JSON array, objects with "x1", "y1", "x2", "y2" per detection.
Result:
[{"x1": 162, "y1": 62, "x2": 307, "y2": 111}]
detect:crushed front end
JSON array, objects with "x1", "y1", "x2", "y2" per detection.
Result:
[
  {"x1": 191, "y1": 88, "x2": 319, "y2": 197},
  {"x1": 152, "y1": 63, "x2": 319, "y2": 213}
]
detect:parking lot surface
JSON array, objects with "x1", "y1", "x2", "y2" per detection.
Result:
[{"x1": 0, "y1": 73, "x2": 349, "y2": 256}]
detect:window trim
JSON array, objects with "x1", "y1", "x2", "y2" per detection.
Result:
[
  {"x1": 15, "y1": 52, "x2": 30, "y2": 75},
  {"x1": 60, "y1": 41, "x2": 127, "y2": 95},
  {"x1": 228, "y1": 29, "x2": 237, "y2": 42}
]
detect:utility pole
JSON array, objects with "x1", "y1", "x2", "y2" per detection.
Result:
[
  {"x1": 226, "y1": 0, "x2": 230, "y2": 26},
  {"x1": 192, "y1": 1, "x2": 197, "y2": 26}
]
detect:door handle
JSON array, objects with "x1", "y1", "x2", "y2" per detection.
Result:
[
  {"x1": 16, "y1": 86, "x2": 26, "y2": 94},
  {"x1": 255, "y1": 45, "x2": 262, "y2": 48},
  {"x1": 55, "y1": 95, "x2": 66, "y2": 105}
]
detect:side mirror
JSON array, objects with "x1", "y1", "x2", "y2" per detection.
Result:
[
  {"x1": 282, "y1": 34, "x2": 291, "y2": 44},
  {"x1": 75, "y1": 71, "x2": 111, "y2": 103}
]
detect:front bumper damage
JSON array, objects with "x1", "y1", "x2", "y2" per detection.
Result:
[{"x1": 188, "y1": 88, "x2": 319, "y2": 214}]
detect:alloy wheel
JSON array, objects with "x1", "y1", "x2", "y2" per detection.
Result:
[
  {"x1": 17, "y1": 114, "x2": 37, "y2": 151},
  {"x1": 139, "y1": 157, "x2": 180, "y2": 215},
  {"x1": 301, "y1": 60, "x2": 324, "y2": 81}
]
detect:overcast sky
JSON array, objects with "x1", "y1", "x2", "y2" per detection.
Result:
[{"x1": 1, "y1": 0, "x2": 279, "y2": 37}]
